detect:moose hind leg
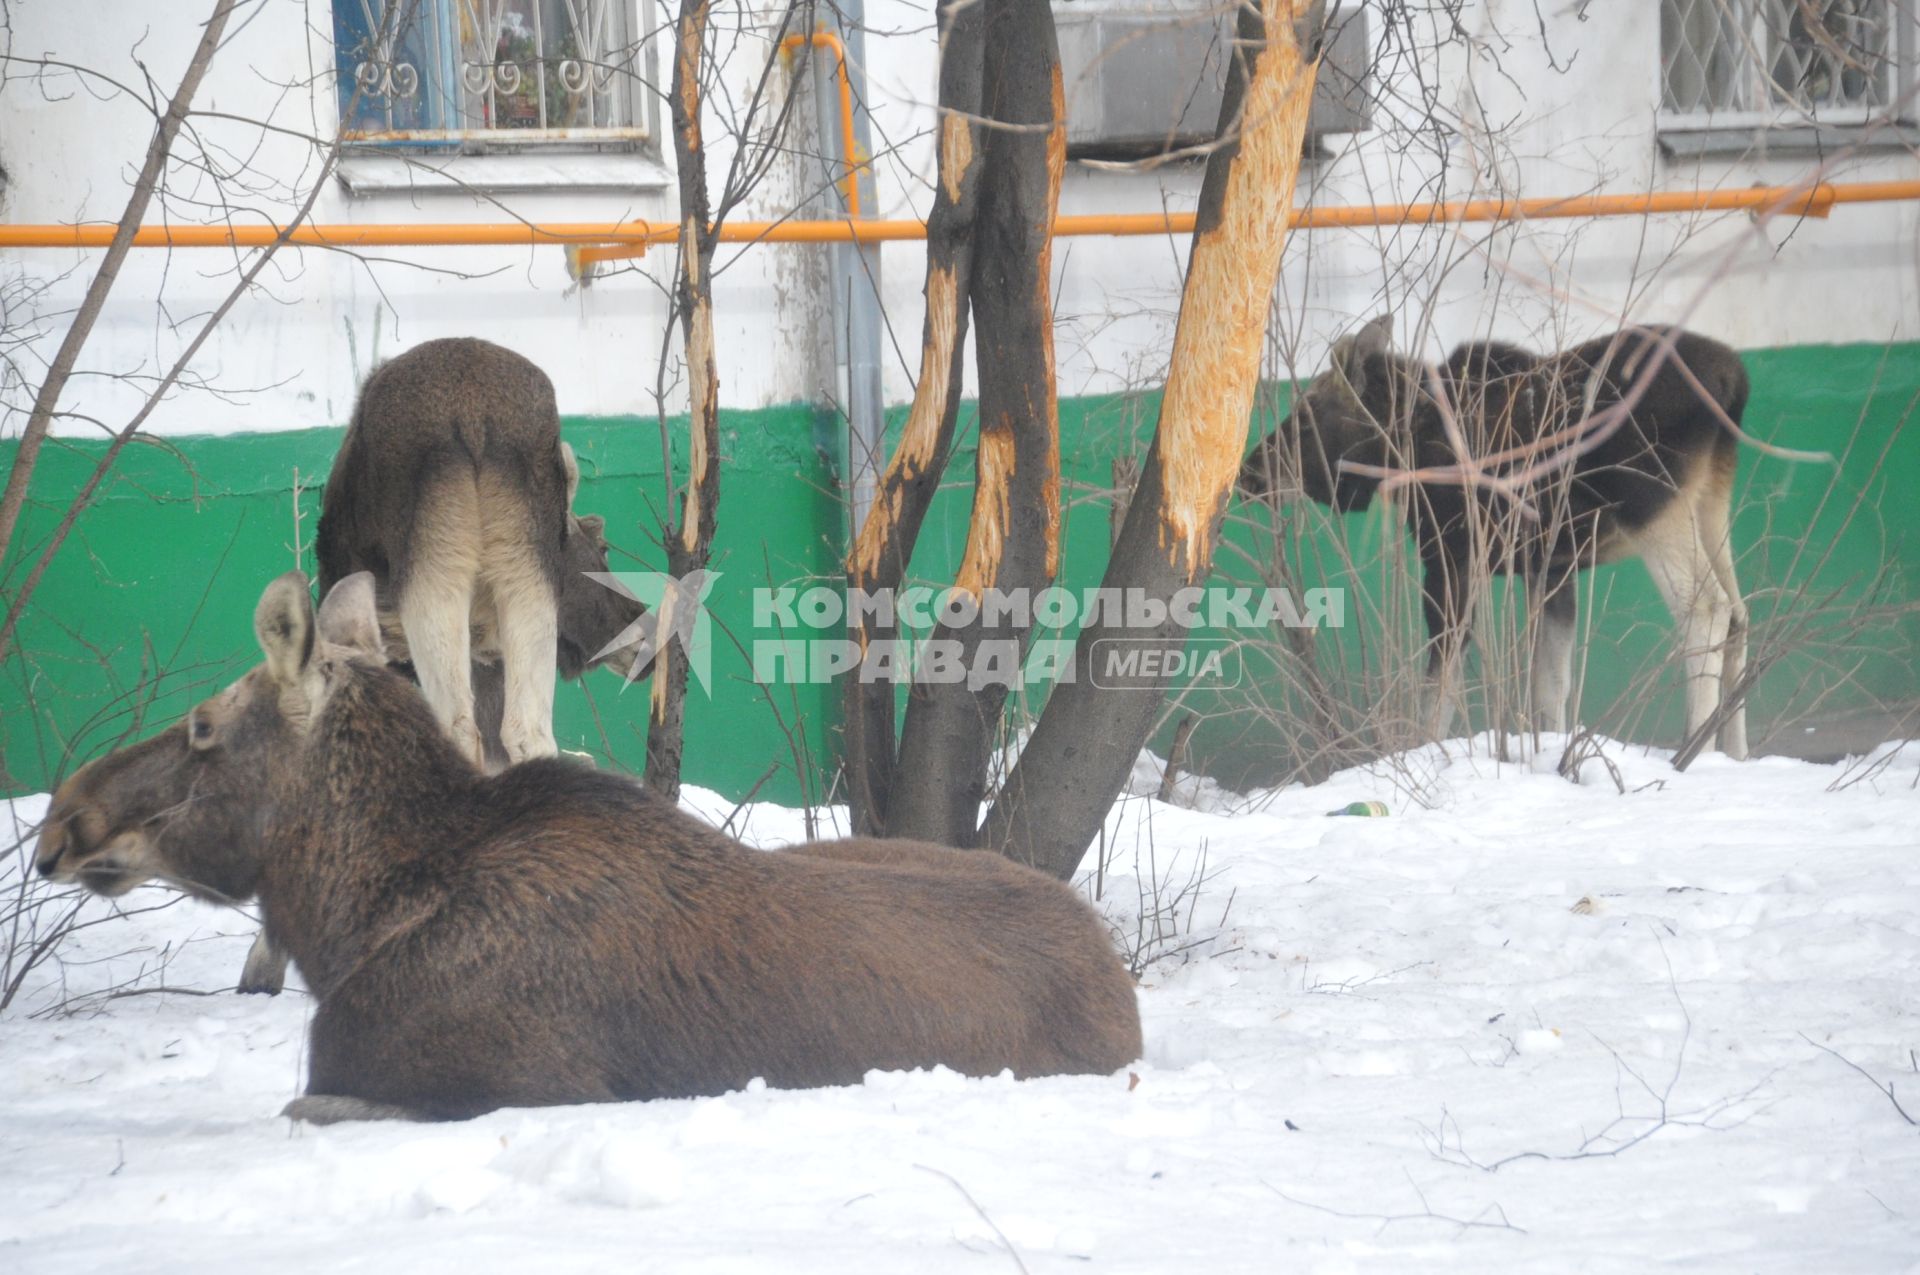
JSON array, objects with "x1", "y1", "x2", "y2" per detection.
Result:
[
  {"x1": 494, "y1": 579, "x2": 560, "y2": 765},
  {"x1": 1643, "y1": 515, "x2": 1730, "y2": 752},
  {"x1": 1700, "y1": 482, "x2": 1749, "y2": 760},
  {"x1": 400, "y1": 579, "x2": 483, "y2": 766},
  {"x1": 398, "y1": 481, "x2": 485, "y2": 765},
  {"x1": 1528, "y1": 574, "x2": 1577, "y2": 734},
  {"x1": 479, "y1": 478, "x2": 560, "y2": 765}
]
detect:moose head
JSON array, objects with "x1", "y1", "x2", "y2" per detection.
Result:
[
  {"x1": 36, "y1": 573, "x2": 389, "y2": 905},
  {"x1": 554, "y1": 441, "x2": 652, "y2": 681},
  {"x1": 1238, "y1": 313, "x2": 1405, "y2": 511}
]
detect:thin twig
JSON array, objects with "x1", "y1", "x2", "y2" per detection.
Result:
[
  {"x1": 914, "y1": 1164, "x2": 1030, "y2": 1275},
  {"x1": 1801, "y1": 1032, "x2": 1919, "y2": 1127}
]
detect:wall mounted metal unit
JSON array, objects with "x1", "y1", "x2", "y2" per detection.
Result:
[{"x1": 1056, "y1": 4, "x2": 1372, "y2": 160}]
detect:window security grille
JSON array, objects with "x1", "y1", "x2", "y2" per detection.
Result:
[
  {"x1": 1661, "y1": 0, "x2": 1911, "y2": 125},
  {"x1": 335, "y1": 0, "x2": 649, "y2": 146}
]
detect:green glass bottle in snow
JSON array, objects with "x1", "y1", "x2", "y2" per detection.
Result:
[{"x1": 1326, "y1": 800, "x2": 1389, "y2": 817}]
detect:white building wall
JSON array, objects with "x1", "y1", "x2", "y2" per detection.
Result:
[{"x1": 1, "y1": 0, "x2": 1915, "y2": 443}]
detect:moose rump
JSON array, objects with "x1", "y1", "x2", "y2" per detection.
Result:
[{"x1": 317, "y1": 337, "x2": 575, "y2": 769}]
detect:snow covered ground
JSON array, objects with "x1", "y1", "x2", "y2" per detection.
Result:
[{"x1": 4, "y1": 735, "x2": 1918, "y2": 1273}]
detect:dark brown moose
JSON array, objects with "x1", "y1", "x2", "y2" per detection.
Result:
[
  {"x1": 1240, "y1": 317, "x2": 1749, "y2": 759},
  {"x1": 35, "y1": 572, "x2": 1142, "y2": 1123}
]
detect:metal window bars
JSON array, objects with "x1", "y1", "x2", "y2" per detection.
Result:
[
  {"x1": 337, "y1": 0, "x2": 647, "y2": 144},
  {"x1": 1662, "y1": 0, "x2": 1907, "y2": 123}
]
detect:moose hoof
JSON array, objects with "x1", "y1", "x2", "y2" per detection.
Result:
[
  {"x1": 283, "y1": 1094, "x2": 430, "y2": 1125},
  {"x1": 236, "y1": 934, "x2": 288, "y2": 995}
]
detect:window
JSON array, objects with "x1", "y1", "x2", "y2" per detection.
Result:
[
  {"x1": 1661, "y1": 0, "x2": 1914, "y2": 126},
  {"x1": 334, "y1": 1, "x2": 652, "y2": 149}
]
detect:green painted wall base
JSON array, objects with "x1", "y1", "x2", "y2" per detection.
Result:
[{"x1": 4, "y1": 341, "x2": 1915, "y2": 800}]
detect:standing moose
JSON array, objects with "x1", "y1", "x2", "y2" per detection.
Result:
[
  {"x1": 35, "y1": 573, "x2": 1142, "y2": 1122},
  {"x1": 1240, "y1": 317, "x2": 1749, "y2": 759},
  {"x1": 316, "y1": 337, "x2": 649, "y2": 770}
]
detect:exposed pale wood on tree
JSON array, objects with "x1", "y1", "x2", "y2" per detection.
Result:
[
  {"x1": 848, "y1": 263, "x2": 961, "y2": 585},
  {"x1": 679, "y1": 244, "x2": 718, "y2": 556},
  {"x1": 840, "y1": 2, "x2": 988, "y2": 835},
  {"x1": 951, "y1": 422, "x2": 1017, "y2": 598},
  {"x1": 982, "y1": 0, "x2": 1325, "y2": 877},
  {"x1": 1158, "y1": 4, "x2": 1318, "y2": 577},
  {"x1": 940, "y1": 113, "x2": 974, "y2": 202}
]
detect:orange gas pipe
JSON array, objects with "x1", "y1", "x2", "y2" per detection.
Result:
[
  {"x1": 2, "y1": 181, "x2": 1916, "y2": 258},
  {"x1": 778, "y1": 31, "x2": 864, "y2": 220}
]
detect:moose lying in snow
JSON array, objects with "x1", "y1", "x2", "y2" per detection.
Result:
[
  {"x1": 36, "y1": 572, "x2": 1142, "y2": 1123},
  {"x1": 1239, "y1": 317, "x2": 1749, "y2": 759}
]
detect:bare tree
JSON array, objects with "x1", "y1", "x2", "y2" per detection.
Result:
[
  {"x1": 839, "y1": 0, "x2": 1331, "y2": 869},
  {"x1": 644, "y1": 0, "x2": 727, "y2": 801},
  {"x1": 885, "y1": 0, "x2": 1066, "y2": 849},
  {"x1": 644, "y1": 0, "x2": 815, "y2": 800}
]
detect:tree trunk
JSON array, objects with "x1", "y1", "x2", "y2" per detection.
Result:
[
  {"x1": 983, "y1": 0, "x2": 1326, "y2": 878},
  {"x1": 885, "y1": 0, "x2": 1064, "y2": 848},
  {"x1": 646, "y1": 0, "x2": 721, "y2": 803},
  {"x1": 841, "y1": 0, "x2": 987, "y2": 835}
]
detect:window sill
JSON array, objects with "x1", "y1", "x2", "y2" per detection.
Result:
[
  {"x1": 1659, "y1": 124, "x2": 1920, "y2": 159},
  {"x1": 336, "y1": 151, "x2": 674, "y2": 196}
]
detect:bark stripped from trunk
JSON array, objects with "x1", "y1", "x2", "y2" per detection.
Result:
[
  {"x1": 840, "y1": 2, "x2": 987, "y2": 835},
  {"x1": 886, "y1": 0, "x2": 1064, "y2": 849},
  {"x1": 983, "y1": 0, "x2": 1325, "y2": 878},
  {"x1": 646, "y1": 0, "x2": 721, "y2": 802}
]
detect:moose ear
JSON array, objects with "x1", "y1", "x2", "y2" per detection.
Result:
[
  {"x1": 1352, "y1": 313, "x2": 1393, "y2": 359},
  {"x1": 256, "y1": 572, "x2": 317, "y2": 685},
  {"x1": 1327, "y1": 332, "x2": 1354, "y2": 370},
  {"x1": 578, "y1": 512, "x2": 606, "y2": 540},
  {"x1": 559, "y1": 440, "x2": 581, "y2": 506},
  {"x1": 1326, "y1": 313, "x2": 1394, "y2": 397},
  {"x1": 316, "y1": 572, "x2": 383, "y2": 657}
]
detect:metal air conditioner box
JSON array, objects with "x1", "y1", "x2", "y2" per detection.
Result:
[{"x1": 1055, "y1": 4, "x2": 1372, "y2": 159}]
